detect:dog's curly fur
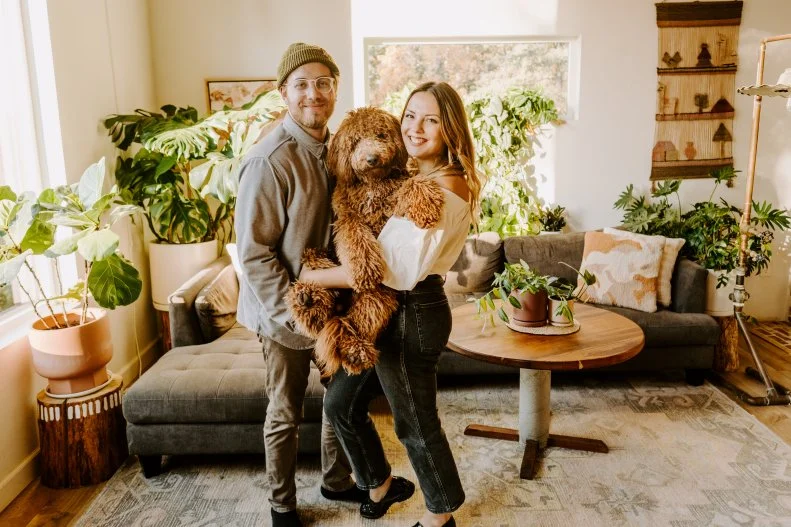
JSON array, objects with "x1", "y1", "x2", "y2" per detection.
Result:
[{"x1": 285, "y1": 106, "x2": 445, "y2": 376}]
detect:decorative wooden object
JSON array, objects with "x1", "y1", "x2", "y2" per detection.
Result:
[
  {"x1": 713, "y1": 315, "x2": 739, "y2": 372},
  {"x1": 651, "y1": 1, "x2": 743, "y2": 181},
  {"x1": 157, "y1": 310, "x2": 172, "y2": 352},
  {"x1": 37, "y1": 374, "x2": 128, "y2": 488}
]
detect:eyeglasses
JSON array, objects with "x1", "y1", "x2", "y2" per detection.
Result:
[{"x1": 286, "y1": 76, "x2": 336, "y2": 94}]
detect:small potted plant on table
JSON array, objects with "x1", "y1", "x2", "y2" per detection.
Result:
[
  {"x1": 476, "y1": 260, "x2": 550, "y2": 328},
  {"x1": 546, "y1": 263, "x2": 597, "y2": 327}
]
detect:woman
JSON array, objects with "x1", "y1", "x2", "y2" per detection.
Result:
[{"x1": 301, "y1": 81, "x2": 481, "y2": 527}]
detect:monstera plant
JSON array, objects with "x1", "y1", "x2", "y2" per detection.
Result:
[
  {"x1": 104, "y1": 90, "x2": 285, "y2": 310},
  {"x1": 0, "y1": 157, "x2": 142, "y2": 395}
]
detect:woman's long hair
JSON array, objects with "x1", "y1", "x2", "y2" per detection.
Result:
[{"x1": 401, "y1": 81, "x2": 482, "y2": 224}]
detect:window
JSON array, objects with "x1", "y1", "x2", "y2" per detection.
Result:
[
  {"x1": 0, "y1": 0, "x2": 52, "y2": 318},
  {"x1": 365, "y1": 38, "x2": 576, "y2": 117}
]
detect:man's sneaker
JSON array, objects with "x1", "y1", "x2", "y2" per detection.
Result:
[{"x1": 271, "y1": 508, "x2": 303, "y2": 527}]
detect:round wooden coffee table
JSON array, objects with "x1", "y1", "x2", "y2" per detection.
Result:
[{"x1": 447, "y1": 302, "x2": 644, "y2": 479}]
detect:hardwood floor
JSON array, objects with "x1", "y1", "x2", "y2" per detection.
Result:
[{"x1": 2, "y1": 328, "x2": 790, "y2": 527}]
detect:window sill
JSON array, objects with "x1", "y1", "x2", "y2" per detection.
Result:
[{"x1": 0, "y1": 305, "x2": 37, "y2": 349}]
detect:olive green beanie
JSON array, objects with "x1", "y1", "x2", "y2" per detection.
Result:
[{"x1": 277, "y1": 42, "x2": 340, "y2": 88}]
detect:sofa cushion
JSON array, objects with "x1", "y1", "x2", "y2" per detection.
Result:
[
  {"x1": 593, "y1": 304, "x2": 720, "y2": 347},
  {"x1": 504, "y1": 232, "x2": 586, "y2": 281},
  {"x1": 444, "y1": 232, "x2": 504, "y2": 293},
  {"x1": 195, "y1": 264, "x2": 239, "y2": 341},
  {"x1": 603, "y1": 228, "x2": 685, "y2": 308},
  {"x1": 123, "y1": 327, "x2": 325, "y2": 425},
  {"x1": 580, "y1": 231, "x2": 662, "y2": 313}
]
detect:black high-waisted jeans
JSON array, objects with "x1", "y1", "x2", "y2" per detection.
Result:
[{"x1": 323, "y1": 275, "x2": 465, "y2": 514}]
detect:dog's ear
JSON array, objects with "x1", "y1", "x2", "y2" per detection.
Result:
[
  {"x1": 386, "y1": 111, "x2": 408, "y2": 169},
  {"x1": 327, "y1": 118, "x2": 354, "y2": 185}
]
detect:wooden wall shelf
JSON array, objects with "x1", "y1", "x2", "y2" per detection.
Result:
[
  {"x1": 656, "y1": 111, "x2": 734, "y2": 121},
  {"x1": 658, "y1": 66, "x2": 737, "y2": 75}
]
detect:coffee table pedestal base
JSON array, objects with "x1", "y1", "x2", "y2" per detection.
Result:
[{"x1": 464, "y1": 369, "x2": 609, "y2": 480}]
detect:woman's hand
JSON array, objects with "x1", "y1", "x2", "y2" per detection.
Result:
[{"x1": 297, "y1": 265, "x2": 354, "y2": 289}]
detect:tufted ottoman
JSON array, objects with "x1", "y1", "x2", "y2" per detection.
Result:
[{"x1": 123, "y1": 324, "x2": 325, "y2": 477}]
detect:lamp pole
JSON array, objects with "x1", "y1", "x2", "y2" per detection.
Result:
[{"x1": 729, "y1": 34, "x2": 791, "y2": 405}]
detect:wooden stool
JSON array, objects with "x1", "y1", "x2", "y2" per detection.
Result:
[{"x1": 37, "y1": 374, "x2": 128, "y2": 488}]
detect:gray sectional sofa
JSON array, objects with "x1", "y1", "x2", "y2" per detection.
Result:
[{"x1": 123, "y1": 231, "x2": 719, "y2": 475}]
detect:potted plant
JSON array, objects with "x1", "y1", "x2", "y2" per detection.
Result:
[
  {"x1": 476, "y1": 260, "x2": 550, "y2": 328},
  {"x1": 546, "y1": 263, "x2": 596, "y2": 326},
  {"x1": 614, "y1": 168, "x2": 790, "y2": 315},
  {"x1": 537, "y1": 204, "x2": 567, "y2": 234},
  {"x1": 104, "y1": 91, "x2": 285, "y2": 310},
  {"x1": 0, "y1": 158, "x2": 142, "y2": 396}
]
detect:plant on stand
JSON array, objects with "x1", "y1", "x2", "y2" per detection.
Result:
[
  {"x1": 614, "y1": 167, "x2": 790, "y2": 315},
  {"x1": 0, "y1": 158, "x2": 142, "y2": 395},
  {"x1": 476, "y1": 260, "x2": 550, "y2": 329},
  {"x1": 104, "y1": 91, "x2": 285, "y2": 311}
]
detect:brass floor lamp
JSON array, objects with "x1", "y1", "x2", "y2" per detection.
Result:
[{"x1": 730, "y1": 34, "x2": 791, "y2": 405}]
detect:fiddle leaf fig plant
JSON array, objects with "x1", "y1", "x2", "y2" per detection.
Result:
[{"x1": 0, "y1": 157, "x2": 142, "y2": 329}]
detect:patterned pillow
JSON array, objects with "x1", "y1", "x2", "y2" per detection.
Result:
[
  {"x1": 578, "y1": 231, "x2": 663, "y2": 313},
  {"x1": 603, "y1": 228, "x2": 685, "y2": 307}
]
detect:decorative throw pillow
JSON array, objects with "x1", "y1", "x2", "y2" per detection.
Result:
[
  {"x1": 444, "y1": 232, "x2": 503, "y2": 294},
  {"x1": 578, "y1": 231, "x2": 663, "y2": 313},
  {"x1": 195, "y1": 264, "x2": 240, "y2": 342},
  {"x1": 603, "y1": 228, "x2": 685, "y2": 307}
]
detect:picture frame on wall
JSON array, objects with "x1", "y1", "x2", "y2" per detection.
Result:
[{"x1": 205, "y1": 78, "x2": 277, "y2": 112}]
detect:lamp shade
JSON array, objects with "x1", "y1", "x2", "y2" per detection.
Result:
[{"x1": 738, "y1": 68, "x2": 791, "y2": 109}]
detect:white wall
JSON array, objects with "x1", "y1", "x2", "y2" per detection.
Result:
[
  {"x1": 350, "y1": 0, "x2": 791, "y2": 319},
  {"x1": 147, "y1": 0, "x2": 353, "y2": 130},
  {"x1": 0, "y1": 0, "x2": 160, "y2": 512}
]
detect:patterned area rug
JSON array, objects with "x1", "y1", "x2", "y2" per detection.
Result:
[
  {"x1": 750, "y1": 320, "x2": 791, "y2": 353},
  {"x1": 76, "y1": 375, "x2": 791, "y2": 527}
]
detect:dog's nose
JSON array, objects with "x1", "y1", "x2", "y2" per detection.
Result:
[{"x1": 366, "y1": 155, "x2": 379, "y2": 167}]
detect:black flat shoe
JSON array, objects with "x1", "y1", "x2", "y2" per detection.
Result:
[
  {"x1": 271, "y1": 508, "x2": 303, "y2": 527},
  {"x1": 412, "y1": 517, "x2": 456, "y2": 527},
  {"x1": 320, "y1": 484, "x2": 368, "y2": 503},
  {"x1": 359, "y1": 476, "x2": 416, "y2": 519}
]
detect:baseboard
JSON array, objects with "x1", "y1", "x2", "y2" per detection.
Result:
[
  {"x1": 0, "y1": 336, "x2": 160, "y2": 515},
  {"x1": 0, "y1": 448, "x2": 39, "y2": 514},
  {"x1": 118, "y1": 337, "x2": 161, "y2": 388}
]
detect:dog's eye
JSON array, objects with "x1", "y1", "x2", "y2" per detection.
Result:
[{"x1": 376, "y1": 133, "x2": 386, "y2": 140}]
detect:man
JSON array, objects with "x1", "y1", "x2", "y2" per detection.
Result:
[{"x1": 235, "y1": 42, "x2": 364, "y2": 527}]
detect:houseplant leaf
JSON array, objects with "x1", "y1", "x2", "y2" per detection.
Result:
[
  {"x1": 20, "y1": 214, "x2": 56, "y2": 254},
  {"x1": 0, "y1": 250, "x2": 32, "y2": 284},
  {"x1": 87, "y1": 253, "x2": 142, "y2": 308},
  {"x1": 45, "y1": 229, "x2": 92, "y2": 257},
  {"x1": 77, "y1": 229, "x2": 120, "y2": 262},
  {"x1": 78, "y1": 157, "x2": 106, "y2": 210}
]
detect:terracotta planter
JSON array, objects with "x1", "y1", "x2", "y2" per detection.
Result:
[
  {"x1": 510, "y1": 290, "x2": 548, "y2": 327},
  {"x1": 705, "y1": 269, "x2": 736, "y2": 317},
  {"x1": 549, "y1": 297, "x2": 575, "y2": 327},
  {"x1": 28, "y1": 308, "x2": 112, "y2": 396},
  {"x1": 149, "y1": 240, "x2": 218, "y2": 311}
]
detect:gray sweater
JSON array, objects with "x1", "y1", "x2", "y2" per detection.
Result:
[{"x1": 234, "y1": 113, "x2": 332, "y2": 349}]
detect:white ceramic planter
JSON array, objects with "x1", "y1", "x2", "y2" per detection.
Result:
[
  {"x1": 705, "y1": 269, "x2": 736, "y2": 316},
  {"x1": 149, "y1": 240, "x2": 218, "y2": 311},
  {"x1": 549, "y1": 297, "x2": 575, "y2": 327}
]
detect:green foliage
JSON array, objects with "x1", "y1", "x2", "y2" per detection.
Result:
[
  {"x1": 471, "y1": 88, "x2": 559, "y2": 237},
  {"x1": 545, "y1": 262, "x2": 597, "y2": 324},
  {"x1": 0, "y1": 158, "x2": 143, "y2": 328},
  {"x1": 475, "y1": 260, "x2": 550, "y2": 326},
  {"x1": 538, "y1": 204, "x2": 567, "y2": 232},
  {"x1": 613, "y1": 168, "x2": 790, "y2": 287},
  {"x1": 105, "y1": 90, "x2": 285, "y2": 244}
]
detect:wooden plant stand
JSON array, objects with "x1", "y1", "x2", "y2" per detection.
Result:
[{"x1": 37, "y1": 374, "x2": 128, "y2": 488}]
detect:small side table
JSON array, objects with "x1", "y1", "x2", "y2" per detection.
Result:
[
  {"x1": 713, "y1": 315, "x2": 739, "y2": 372},
  {"x1": 37, "y1": 374, "x2": 128, "y2": 488}
]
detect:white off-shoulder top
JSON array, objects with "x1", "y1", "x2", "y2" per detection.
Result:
[{"x1": 378, "y1": 188, "x2": 471, "y2": 291}]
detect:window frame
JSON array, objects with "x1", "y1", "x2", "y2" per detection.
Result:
[{"x1": 362, "y1": 35, "x2": 581, "y2": 120}]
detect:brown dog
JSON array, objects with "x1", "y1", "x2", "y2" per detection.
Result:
[{"x1": 286, "y1": 107, "x2": 444, "y2": 375}]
